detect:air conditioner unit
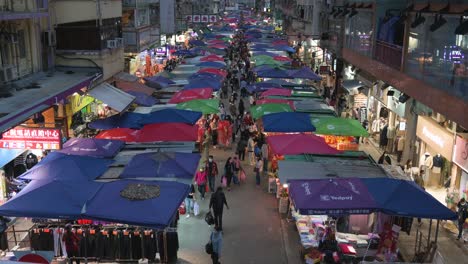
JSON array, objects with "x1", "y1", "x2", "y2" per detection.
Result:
[
  {"x1": 115, "y1": 38, "x2": 124, "y2": 47},
  {"x1": 43, "y1": 30, "x2": 56, "y2": 47},
  {"x1": 107, "y1": 39, "x2": 117, "y2": 49},
  {"x1": 0, "y1": 66, "x2": 18, "y2": 83}
]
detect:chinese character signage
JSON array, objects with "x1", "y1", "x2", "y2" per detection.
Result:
[
  {"x1": 0, "y1": 127, "x2": 62, "y2": 150},
  {"x1": 209, "y1": 15, "x2": 217, "y2": 23},
  {"x1": 192, "y1": 15, "x2": 200, "y2": 23},
  {"x1": 201, "y1": 15, "x2": 209, "y2": 23},
  {"x1": 186, "y1": 15, "x2": 193, "y2": 22}
]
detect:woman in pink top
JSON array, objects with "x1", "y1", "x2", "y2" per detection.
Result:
[{"x1": 195, "y1": 167, "x2": 207, "y2": 199}]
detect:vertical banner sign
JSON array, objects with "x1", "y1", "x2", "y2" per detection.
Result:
[
  {"x1": 209, "y1": 15, "x2": 217, "y2": 23},
  {"x1": 193, "y1": 15, "x2": 200, "y2": 23},
  {"x1": 160, "y1": 0, "x2": 175, "y2": 34},
  {"x1": 201, "y1": 15, "x2": 209, "y2": 23}
]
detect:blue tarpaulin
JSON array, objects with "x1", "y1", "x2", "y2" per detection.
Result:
[
  {"x1": 58, "y1": 138, "x2": 124, "y2": 158},
  {"x1": 18, "y1": 153, "x2": 113, "y2": 181},
  {"x1": 0, "y1": 180, "x2": 103, "y2": 219},
  {"x1": 89, "y1": 112, "x2": 144, "y2": 130},
  {"x1": 256, "y1": 68, "x2": 294, "y2": 79},
  {"x1": 140, "y1": 109, "x2": 202, "y2": 125},
  {"x1": 83, "y1": 180, "x2": 190, "y2": 228},
  {"x1": 196, "y1": 62, "x2": 225, "y2": 68},
  {"x1": 126, "y1": 91, "x2": 158, "y2": 106},
  {"x1": 184, "y1": 79, "x2": 222, "y2": 90},
  {"x1": 120, "y1": 152, "x2": 201, "y2": 181},
  {"x1": 189, "y1": 72, "x2": 224, "y2": 81},
  {"x1": 262, "y1": 112, "x2": 316, "y2": 132}
]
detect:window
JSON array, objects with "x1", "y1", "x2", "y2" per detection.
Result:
[
  {"x1": 345, "y1": 10, "x2": 374, "y2": 57},
  {"x1": 17, "y1": 30, "x2": 26, "y2": 58}
]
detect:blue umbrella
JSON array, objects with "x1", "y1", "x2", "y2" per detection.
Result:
[
  {"x1": 89, "y1": 112, "x2": 144, "y2": 130},
  {"x1": 253, "y1": 65, "x2": 276, "y2": 73},
  {"x1": 58, "y1": 138, "x2": 124, "y2": 158},
  {"x1": 189, "y1": 39, "x2": 206, "y2": 46},
  {"x1": 173, "y1": 49, "x2": 196, "y2": 56},
  {"x1": 196, "y1": 61, "x2": 226, "y2": 68},
  {"x1": 252, "y1": 51, "x2": 277, "y2": 57},
  {"x1": 140, "y1": 109, "x2": 202, "y2": 125},
  {"x1": 289, "y1": 67, "x2": 322, "y2": 81},
  {"x1": 184, "y1": 79, "x2": 222, "y2": 90},
  {"x1": 144, "y1": 76, "x2": 176, "y2": 88},
  {"x1": 189, "y1": 72, "x2": 224, "y2": 81},
  {"x1": 256, "y1": 67, "x2": 294, "y2": 79},
  {"x1": 126, "y1": 91, "x2": 159, "y2": 106},
  {"x1": 276, "y1": 45, "x2": 296, "y2": 53}
]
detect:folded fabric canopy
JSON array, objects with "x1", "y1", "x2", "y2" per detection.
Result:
[
  {"x1": 83, "y1": 180, "x2": 189, "y2": 228},
  {"x1": 0, "y1": 179, "x2": 103, "y2": 219},
  {"x1": 168, "y1": 88, "x2": 213, "y2": 104},
  {"x1": 267, "y1": 134, "x2": 342, "y2": 156},
  {"x1": 58, "y1": 138, "x2": 124, "y2": 158},
  {"x1": 89, "y1": 112, "x2": 144, "y2": 130},
  {"x1": 96, "y1": 128, "x2": 141, "y2": 143},
  {"x1": 260, "y1": 88, "x2": 292, "y2": 98},
  {"x1": 176, "y1": 99, "x2": 220, "y2": 114},
  {"x1": 120, "y1": 152, "x2": 201, "y2": 181},
  {"x1": 311, "y1": 116, "x2": 370, "y2": 137},
  {"x1": 288, "y1": 178, "x2": 457, "y2": 220},
  {"x1": 262, "y1": 112, "x2": 315, "y2": 133},
  {"x1": 250, "y1": 103, "x2": 293, "y2": 119},
  {"x1": 19, "y1": 152, "x2": 113, "y2": 181},
  {"x1": 138, "y1": 123, "x2": 198, "y2": 142},
  {"x1": 140, "y1": 108, "x2": 202, "y2": 126}
]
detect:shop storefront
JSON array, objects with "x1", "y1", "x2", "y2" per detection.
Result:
[
  {"x1": 416, "y1": 116, "x2": 455, "y2": 188},
  {"x1": 453, "y1": 135, "x2": 468, "y2": 200}
]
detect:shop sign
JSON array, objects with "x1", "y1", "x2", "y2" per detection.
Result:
[
  {"x1": 156, "y1": 46, "x2": 167, "y2": 57},
  {"x1": 453, "y1": 136, "x2": 468, "y2": 172},
  {"x1": 69, "y1": 94, "x2": 94, "y2": 114},
  {"x1": 319, "y1": 65, "x2": 330, "y2": 75},
  {"x1": 160, "y1": 35, "x2": 166, "y2": 46},
  {"x1": 0, "y1": 127, "x2": 62, "y2": 150},
  {"x1": 416, "y1": 116, "x2": 454, "y2": 159}
]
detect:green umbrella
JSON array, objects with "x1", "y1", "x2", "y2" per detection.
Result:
[
  {"x1": 250, "y1": 103, "x2": 292, "y2": 119},
  {"x1": 253, "y1": 55, "x2": 274, "y2": 61},
  {"x1": 310, "y1": 116, "x2": 369, "y2": 137},
  {"x1": 176, "y1": 99, "x2": 220, "y2": 114},
  {"x1": 255, "y1": 60, "x2": 285, "y2": 68}
]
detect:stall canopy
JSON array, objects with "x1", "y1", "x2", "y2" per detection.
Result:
[
  {"x1": 58, "y1": 138, "x2": 124, "y2": 158},
  {"x1": 83, "y1": 180, "x2": 189, "y2": 228},
  {"x1": 0, "y1": 180, "x2": 103, "y2": 219},
  {"x1": 115, "y1": 81, "x2": 155, "y2": 96},
  {"x1": 140, "y1": 109, "x2": 202, "y2": 125},
  {"x1": 198, "y1": 68, "x2": 227, "y2": 77},
  {"x1": 88, "y1": 83, "x2": 136, "y2": 112},
  {"x1": 96, "y1": 128, "x2": 141, "y2": 143},
  {"x1": 250, "y1": 103, "x2": 293, "y2": 119},
  {"x1": 120, "y1": 152, "x2": 200, "y2": 181},
  {"x1": 294, "y1": 100, "x2": 335, "y2": 114},
  {"x1": 260, "y1": 88, "x2": 292, "y2": 98},
  {"x1": 311, "y1": 116, "x2": 370, "y2": 137},
  {"x1": 144, "y1": 76, "x2": 176, "y2": 89},
  {"x1": 0, "y1": 149, "x2": 25, "y2": 168},
  {"x1": 89, "y1": 112, "x2": 144, "y2": 130},
  {"x1": 289, "y1": 67, "x2": 322, "y2": 81},
  {"x1": 196, "y1": 61, "x2": 226, "y2": 68},
  {"x1": 176, "y1": 99, "x2": 220, "y2": 114},
  {"x1": 262, "y1": 112, "x2": 315, "y2": 132},
  {"x1": 267, "y1": 134, "x2": 342, "y2": 155},
  {"x1": 256, "y1": 67, "x2": 293, "y2": 79},
  {"x1": 200, "y1": 55, "x2": 224, "y2": 62},
  {"x1": 342, "y1": 80, "x2": 364, "y2": 93},
  {"x1": 184, "y1": 79, "x2": 222, "y2": 91},
  {"x1": 289, "y1": 178, "x2": 377, "y2": 215},
  {"x1": 138, "y1": 123, "x2": 198, "y2": 142},
  {"x1": 168, "y1": 88, "x2": 213, "y2": 104},
  {"x1": 18, "y1": 153, "x2": 113, "y2": 181},
  {"x1": 126, "y1": 91, "x2": 158, "y2": 107},
  {"x1": 256, "y1": 98, "x2": 295, "y2": 110}
]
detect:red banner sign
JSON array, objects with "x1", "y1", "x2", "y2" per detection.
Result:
[{"x1": 0, "y1": 127, "x2": 62, "y2": 150}]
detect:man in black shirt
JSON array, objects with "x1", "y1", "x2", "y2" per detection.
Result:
[{"x1": 209, "y1": 187, "x2": 229, "y2": 230}]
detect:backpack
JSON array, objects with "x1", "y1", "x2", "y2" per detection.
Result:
[
  {"x1": 254, "y1": 146, "x2": 261, "y2": 157},
  {"x1": 205, "y1": 241, "x2": 213, "y2": 254}
]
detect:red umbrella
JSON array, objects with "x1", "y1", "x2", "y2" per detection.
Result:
[
  {"x1": 256, "y1": 98, "x2": 295, "y2": 110},
  {"x1": 207, "y1": 39, "x2": 226, "y2": 44},
  {"x1": 208, "y1": 44, "x2": 227, "y2": 49},
  {"x1": 272, "y1": 40, "x2": 289, "y2": 46},
  {"x1": 96, "y1": 128, "x2": 141, "y2": 143},
  {"x1": 200, "y1": 55, "x2": 224, "y2": 62},
  {"x1": 198, "y1": 68, "x2": 227, "y2": 77},
  {"x1": 168, "y1": 88, "x2": 213, "y2": 104},
  {"x1": 137, "y1": 123, "x2": 198, "y2": 142},
  {"x1": 267, "y1": 134, "x2": 342, "y2": 156},
  {"x1": 260, "y1": 88, "x2": 292, "y2": 98},
  {"x1": 273, "y1": 55, "x2": 292, "y2": 62}
]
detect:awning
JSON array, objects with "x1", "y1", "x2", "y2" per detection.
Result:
[
  {"x1": 342, "y1": 80, "x2": 364, "y2": 93},
  {"x1": 88, "y1": 83, "x2": 135, "y2": 112},
  {"x1": 0, "y1": 149, "x2": 26, "y2": 168}
]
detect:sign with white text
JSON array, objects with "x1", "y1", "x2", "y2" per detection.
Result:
[{"x1": 0, "y1": 127, "x2": 62, "y2": 150}]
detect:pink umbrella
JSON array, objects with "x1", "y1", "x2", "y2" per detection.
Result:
[
  {"x1": 273, "y1": 55, "x2": 292, "y2": 62},
  {"x1": 256, "y1": 98, "x2": 295, "y2": 110},
  {"x1": 200, "y1": 55, "x2": 224, "y2": 62},
  {"x1": 168, "y1": 88, "x2": 213, "y2": 104},
  {"x1": 137, "y1": 123, "x2": 198, "y2": 142},
  {"x1": 96, "y1": 128, "x2": 141, "y2": 143},
  {"x1": 209, "y1": 44, "x2": 227, "y2": 49},
  {"x1": 267, "y1": 134, "x2": 342, "y2": 156},
  {"x1": 260, "y1": 88, "x2": 292, "y2": 98},
  {"x1": 272, "y1": 40, "x2": 289, "y2": 46}
]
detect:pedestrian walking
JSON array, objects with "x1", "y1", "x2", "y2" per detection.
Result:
[
  {"x1": 219, "y1": 103, "x2": 226, "y2": 120},
  {"x1": 255, "y1": 156, "x2": 264, "y2": 187},
  {"x1": 232, "y1": 155, "x2": 241, "y2": 184},
  {"x1": 261, "y1": 142, "x2": 269, "y2": 173},
  {"x1": 236, "y1": 137, "x2": 247, "y2": 161},
  {"x1": 247, "y1": 136, "x2": 256, "y2": 165},
  {"x1": 210, "y1": 225, "x2": 223, "y2": 264},
  {"x1": 205, "y1": 155, "x2": 219, "y2": 192},
  {"x1": 209, "y1": 187, "x2": 229, "y2": 230},
  {"x1": 0, "y1": 216, "x2": 10, "y2": 252},
  {"x1": 224, "y1": 157, "x2": 235, "y2": 191},
  {"x1": 184, "y1": 184, "x2": 196, "y2": 218},
  {"x1": 457, "y1": 198, "x2": 468, "y2": 241},
  {"x1": 238, "y1": 99, "x2": 245, "y2": 118},
  {"x1": 63, "y1": 224, "x2": 80, "y2": 264},
  {"x1": 195, "y1": 167, "x2": 207, "y2": 200},
  {"x1": 210, "y1": 119, "x2": 218, "y2": 148}
]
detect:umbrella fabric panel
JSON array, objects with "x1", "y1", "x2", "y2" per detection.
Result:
[
  {"x1": 168, "y1": 88, "x2": 213, "y2": 104},
  {"x1": 89, "y1": 112, "x2": 144, "y2": 130},
  {"x1": 176, "y1": 99, "x2": 220, "y2": 114},
  {"x1": 311, "y1": 116, "x2": 370, "y2": 137},
  {"x1": 96, "y1": 128, "x2": 141, "y2": 143},
  {"x1": 138, "y1": 123, "x2": 198, "y2": 142},
  {"x1": 140, "y1": 109, "x2": 202, "y2": 125},
  {"x1": 83, "y1": 180, "x2": 190, "y2": 228},
  {"x1": 59, "y1": 138, "x2": 124, "y2": 158},
  {"x1": 126, "y1": 91, "x2": 158, "y2": 107},
  {"x1": 260, "y1": 88, "x2": 292, "y2": 98},
  {"x1": 262, "y1": 112, "x2": 315, "y2": 132},
  {"x1": 250, "y1": 103, "x2": 293, "y2": 119},
  {"x1": 289, "y1": 67, "x2": 322, "y2": 81},
  {"x1": 267, "y1": 134, "x2": 341, "y2": 156},
  {"x1": 121, "y1": 152, "x2": 201, "y2": 180}
]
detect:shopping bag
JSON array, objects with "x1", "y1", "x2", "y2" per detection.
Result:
[
  {"x1": 193, "y1": 202, "x2": 200, "y2": 216},
  {"x1": 233, "y1": 174, "x2": 239, "y2": 184},
  {"x1": 205, "y1": 241, "x2": 213, "y2": 254},
  {"x1": 178, "y1": 203, "x2": 186, "y2": 215},
  {"x1": 205, "y1": 211, "x2": 215, "y2": 225},
  {"x1": 240, "y1": 170, "x2": 246, "y2": 182},
  {"x1": 221, "y1": 176, "x2": 227, "y2": 187}
]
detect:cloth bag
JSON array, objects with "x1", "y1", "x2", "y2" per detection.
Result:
[
  {"x1": 205, "y1": 211, "x2": 215, "y2": 225},
  {"x1": 240, "y1": 170, "x2": 246, "y2": 182},
  {"x1": 221, "y1": 176, "x2": 227, "y2": 187},
  {"x1": 194, "y1": 202, "x2": 200, "y2": 216}
]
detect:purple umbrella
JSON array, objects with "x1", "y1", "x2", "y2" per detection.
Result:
[
  {"x1": 256, "y1": 68, "x2": 294, "y2": 79},
  {"x1": 58, "y1": 138, "x2": 124, "y2": 158},
  {"x1": 144, "y1": 76, "x2": 176, "y2": 89},
  {"x1": 126, "y1": 91, "x2": 158, "y2": 107},
  {"x1": 289, "y1": 178, "x2": 377, "y2": 215}
]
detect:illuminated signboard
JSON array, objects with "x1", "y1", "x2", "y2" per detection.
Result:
[{"x1": 0, "y1": 127, "x2": 62, "y2": 150}]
